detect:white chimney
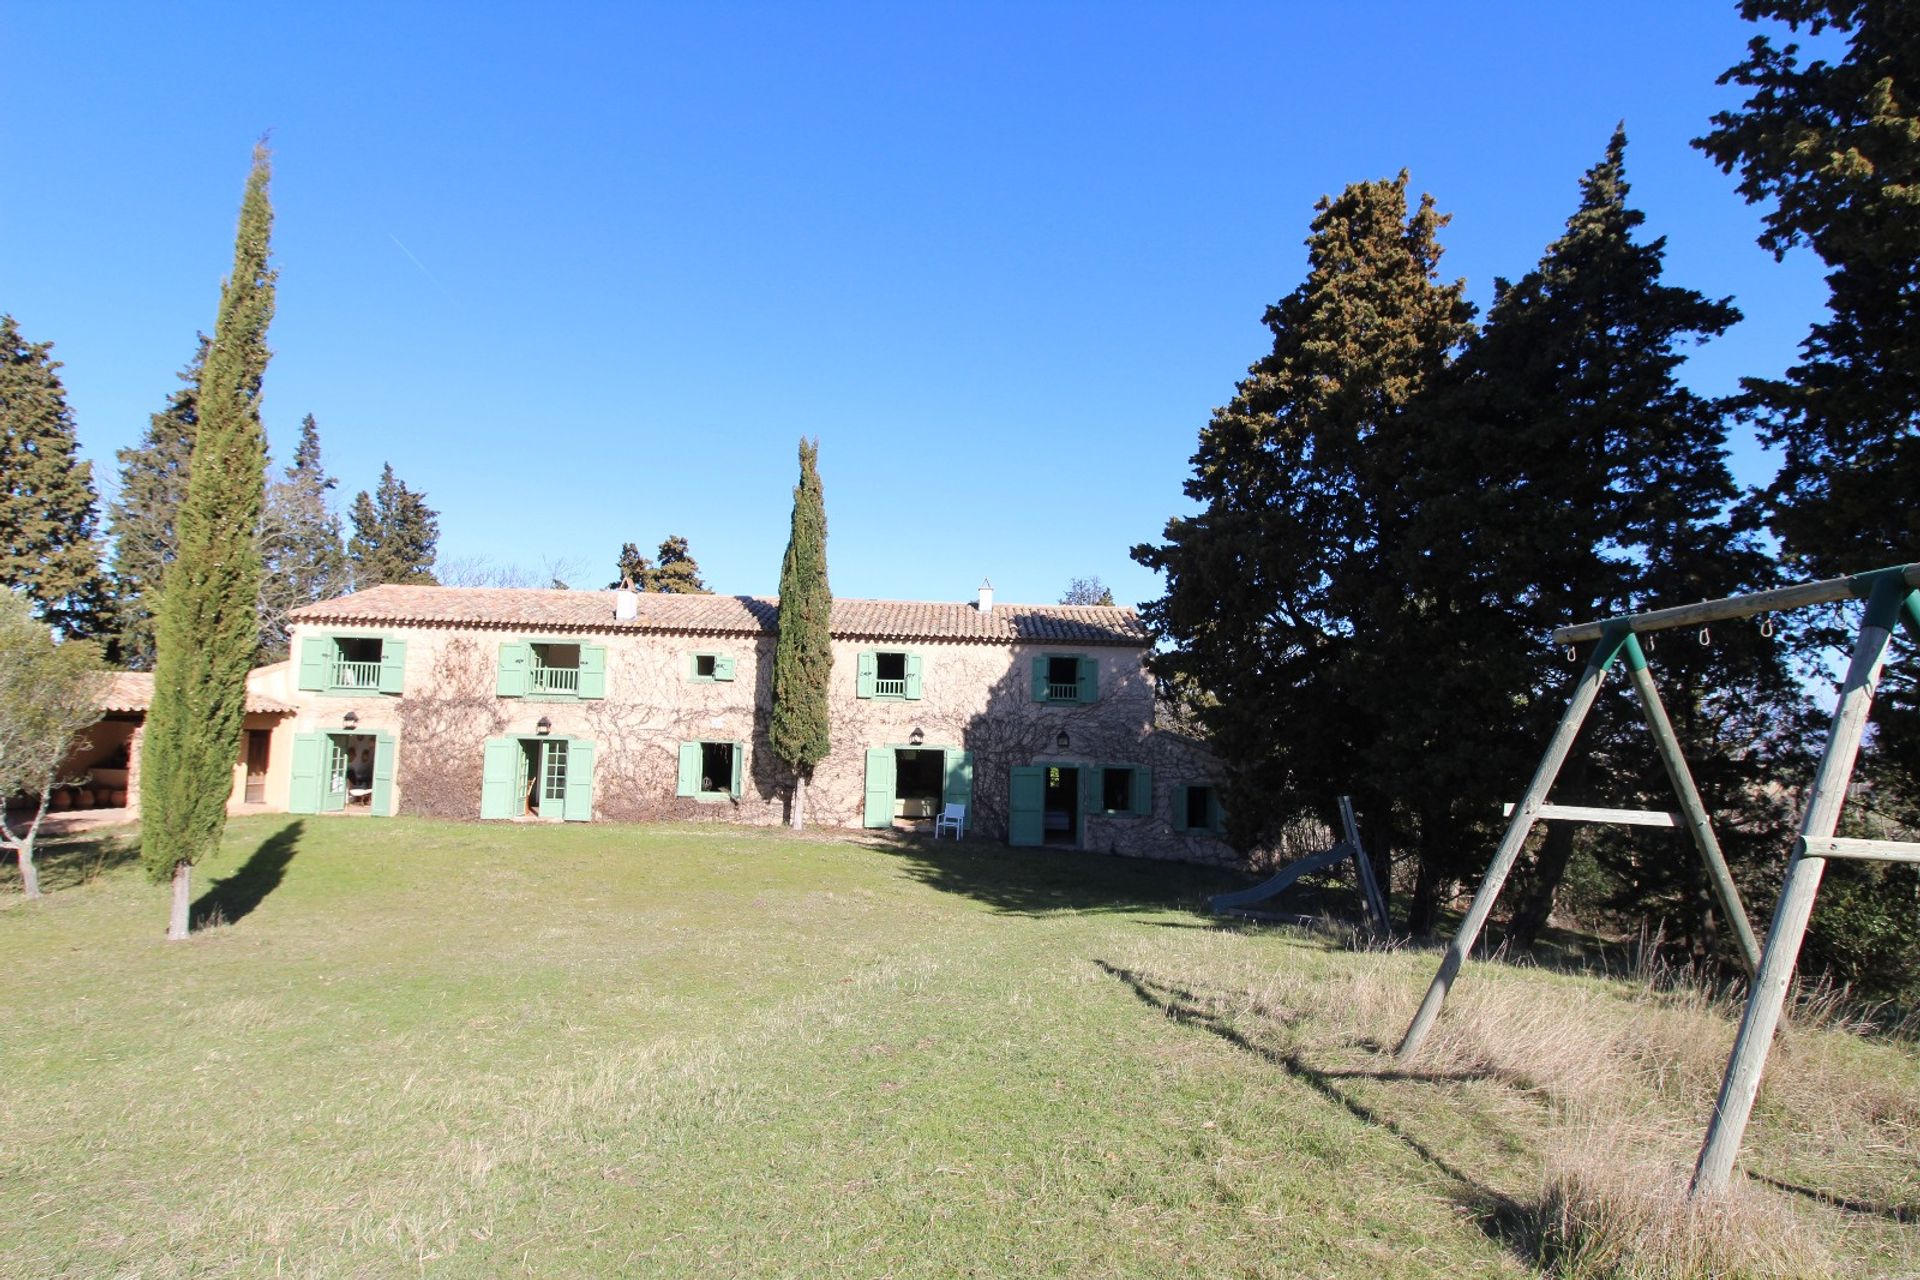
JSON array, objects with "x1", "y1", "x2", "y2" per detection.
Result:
[
  {"x1": 613, "y1": 587, "x2": 638, "y2": 621},
  {"x1": 977, "y1": 578, "x2": 994, "y2": 614}
]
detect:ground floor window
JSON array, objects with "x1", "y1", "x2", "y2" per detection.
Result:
[
  {"x1": 481, "y1": 735, "x2": 596, "y2": 821},
  {"x1": 1174, "y1": 784, "x2": 1225, "y2": 835},
  {"x1": 677, "y1": 740, "x2": 745, "y2": 800},
  {"x1": 289, "y1": 730, "x2": 396, "y2": 816}
]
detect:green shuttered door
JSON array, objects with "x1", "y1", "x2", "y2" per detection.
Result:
[
  {"x1": 288, "y1": 733, "x2": 322, "y2": 813},
  {"x1": 1009, "y1": 766, "x2": 1045, "y2": 847},
  {"x1": 564, "y1": 739, "x2": 595, "y2": 821},
  {"x1": 371, "y1": 732, "x2": 396, "y2": 816},
  {"x1": 942, "y1": 749, "x2": 973, "y2": 811},
  {"x1": 481, "y1": 738, "x2": 518, "y2": 819},
  {"x1": 863, "y1": 748, "x2": 895, "y2": 828},
  {"x1": 577, "y1": 646, "x2": 606, "y2": 699}
]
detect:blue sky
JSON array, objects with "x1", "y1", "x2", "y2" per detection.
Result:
[{"x1": 1, "y1": 3, "x2": 1827, "y2": 608}]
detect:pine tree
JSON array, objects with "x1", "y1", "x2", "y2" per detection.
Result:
[
  {"x1": 770, "y1": 438, "x2": 832, "y2": 829},
  {"x1": 107, "y1": 337, "x2": 206, "y2": 668},
  {"x1": 1405, "y1": 129, "x2": 1799, "y2": 949},
  {"x1": 0, "y1": 315, "x2": 109, "y2": 638},
  {"x1": 650, "y1": 535, "x2": 709, "y2": 594},
  {"x1": 1132, "y1": 173, "x2": 1473, "y2": 888},
  {"x1": 258, "y1": 413, "x2": 346, "y2": 657},
  {"x1": 141, "y1": 142, "x2": 275, "y2": 940},
  {"x1": 347, "y1": 463, "x2": 439, "y2": 589},
  {"x1": 609, "y1": 542, "x2": 653, "y2": 589}
]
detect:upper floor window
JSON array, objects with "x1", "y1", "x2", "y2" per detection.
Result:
[
  {"x1": 297, "y1": 633, "x2": 407, "y2": 696},
  {"x1": 690, "y1": 652, "x2": 737, "y2": 682},
  {"x1": 497, "y1": 640, "x2": 606, "y2": 700},
  {"x1": 1030, "y1": 653, "x2": 1098, "y2": 704},
  {"x1": 856, "y1": 650, "x2": 922, "y2": 700}
]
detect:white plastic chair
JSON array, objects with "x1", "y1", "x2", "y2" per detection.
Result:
[{"x1": 933, "y1": 803, "x2": 966, "y2": 840}]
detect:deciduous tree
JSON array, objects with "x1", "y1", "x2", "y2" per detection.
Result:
[
  {"x1": 770, "y1": 439, "x2": 832, "y2": 829},
  {"x1": 0, "y1": 596, "x2": 105, "y2": 899},
  {"x1": 142, "y1": 143, "x2": 275, "y2": 940},
  {"x1": 0, "y1": 315, "x2": 108, "y2": 638},
  {"x1": 1060, "y1": 577, "x2": 1115, "y2": 606}
]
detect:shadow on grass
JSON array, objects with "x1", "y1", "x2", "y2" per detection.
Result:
[
  {"x1": 1752, "y1": 1171, "x2": 1920, "y2": 1224},
  {"x1": 0, "y1": 830, "x2": 141, "y2": 896},
  {"x1": 1095, "y1": 958, "x2": 1540, "y2": 1263},
  {"x1": 192, "y1": 820, "x2": 303, "y2": 928},
  {"x1": 865, "y1": 834, "x2": 1247, "y2": 917}
]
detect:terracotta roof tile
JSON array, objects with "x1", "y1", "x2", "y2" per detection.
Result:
[
  {"x1": 99, "y1": 671, "x2": 296, "y2": 715},
  {"x1": 290, "y1": 585, "x2": 1148, "y2": 647}
]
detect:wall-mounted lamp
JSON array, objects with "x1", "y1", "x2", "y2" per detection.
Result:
[
  {"x1": 536, "y1": 716, "x2": 552, "y2": 735},
  {"x1": 908, "y1": 726, "x2": 925, "y2": 746},
  {"x1": 342, "y1": 710, "x2": 359, "y2": 731},
  {"x1": 1055, "y1": 729, "x2": 1070, "y2": 752}
]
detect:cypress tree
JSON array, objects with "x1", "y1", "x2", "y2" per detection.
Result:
[
  {"x1": 346, "y1": 462, "x2": 439, "y2": 588},
  {"x1": 0, "y1": 315, "x2": 109, "y2": 638},
  {"x1": 770, "y1": 438, "x2": 832, "y2": 829},
  {"x1": 141, "y1": 143, "x2": 275, "y2": 940},
  {"x1": 258, "y1": 413, "x2": 346, "y2": 656},
  {"x1": 107, "y1": 337, "x2": 207, "y2": 668}
]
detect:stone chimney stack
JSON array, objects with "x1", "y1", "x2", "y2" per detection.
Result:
[
  {"x1": 613, "y1": 583, "x2": 639, "y2": 621},
  {"x1": 977, "y1": 579, "x2": 994, "y2": 615}
]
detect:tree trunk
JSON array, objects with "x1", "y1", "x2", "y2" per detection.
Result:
[
  {"x1": 15, "y1": 842, "x2": 39, "y2": 900},
  {"x1": 1506, "y1": 821, "x2": 1577, "y2": 952},
  {"x1": 1405, "y1": 857, "x2": 1444, "y2": 936},
  {"x1": 167, "y1": 861, "x2": 192, "y2": 940},
  {"x1": 790, "y1": 773, "x2": 806, "y2": 831}
]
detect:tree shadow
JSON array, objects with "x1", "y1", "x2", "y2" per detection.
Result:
[
  {"x1": 1750, "y1": 1172, "x2": 1920, "y2": 1224},
  {"x1": 192, "y1": 820, "x2": 303, "y2": 928},
  {"x1": 871, "y1": 834, "x2": 1246, "y2": 917},
  {"x1": 0, "y1": 830, "x2": 141, "y2": 895},
  {"x1": 1094, "y1": 958, "x2": 1539, "y2": 1262}
]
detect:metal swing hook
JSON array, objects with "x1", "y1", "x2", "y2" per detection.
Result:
[
  {"x1": 1566, "y1": 644, "x2": 1577, "y2": 662},
  {"x1": 1760, "y1": 615, "x2": 1774, "y2": 638},
  {"x1": 1699, "y1": 626, "x2": 1711, "y2": 647}
]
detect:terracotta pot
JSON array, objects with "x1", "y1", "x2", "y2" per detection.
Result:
[
  {"x1": 75, "y1": 788, "x2": 95, "y2": 808},
  {"x1": 49, "y1": 789, "x2": 71, "y2": 810}
]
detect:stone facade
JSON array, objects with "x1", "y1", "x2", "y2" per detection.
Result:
[{"x1": 279, "y1": 585, "x2": 1235, "y2": 864}]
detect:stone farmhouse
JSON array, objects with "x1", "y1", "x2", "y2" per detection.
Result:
[{"x1": 82, "y1": 582, "x2": 1230, "y2": 862}]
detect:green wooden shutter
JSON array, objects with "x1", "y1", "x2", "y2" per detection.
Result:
[
  {"x1": 1081, "y1": 766, "x2": 1099, "y2": 819},
  {"x1": 1210, "y1": 790, "x2": 1226, "y2": 834},
  {"x1": 297, "y1": 637, "x2": 331, "y2": 691},
  {"x1": 1130, "y1": 766, "x2": 1153, "y2": 816},
  {"x1": 1078, "y1": 656, "x2": 1099, "y2": 703},
  {"x1": 288, "y1": 733, "x2": 322, "y2": 813},
  {"x1": 712, "y1": 654, "x2": 736, "y2": 682},
  {"x1": 496, "y1": 642, "x2": 530, "y2": 697},
  {"x1": 564, "y1": 738, "x2": 596, "y2": 821},
  {"x1": 370, "y1": 732, "x2": 397, "y2": 816},
  {"x1": 480, "y1": 738, "x2": 518, "y2": 819},
  {"x1": 376, "y1": 638, "x2": 407, "y2": 695},
  {"x1": 856, "y1": 650, "x2": 877, "y2": 699},
  {"x1": 577, "y1": 645, "x2": 606, "y2": 699},
  {"x1": 676, "y1": 742, "x2": 701, "y2": 797},
  {"x1": 320, "y1": 736, "x2": 348, "y2": 813},
  {"x1": 904, "y1": 653, "x2": 923, "y2": 700},
  {"x1": 730, "y1": 741, "x2": 745, "y2": 798},
  {"x1": 1031, "y1": 656, "x2": 1049, "y2": 701},
  {"x1": 1009, "y1": 766, "x2": 1045, "y2": 847},
  {"x1": 863, "y1": 747, "x2": 895, "y2": 828},
  {"x1": 1172, "y1": 785, "x2": 1191, "y2": 833},
  {"x1": 943, "y1": 749, "x2": 974, "y2": 812}
]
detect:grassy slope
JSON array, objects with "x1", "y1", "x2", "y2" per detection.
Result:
[{"x1": 0, "y1": 817, "x2": 1913, "y2": 1278}]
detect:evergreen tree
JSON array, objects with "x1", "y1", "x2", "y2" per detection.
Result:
[
  {"x1": 1132, "y1": 173, "x2": 1473, "y2": 893},
  {"x1": 650, "y1": 535, "x2": 709, "y2": 594},
  {"x1": 142, "y1": 142, "x2": 275, "y2": 940},
  {"x1": 770, "y1": 438, "x2": 832, "y2": 829},
  {"x1": 0, "y1": 315, "x2": 108, "y2": 638},
  {"x1": 107, "y1": 337, "x2": 206, "y2": 668},
  {"x1": 609, "y1": 542, "x2": 652, "y2": 589},
  {"x1": 1060, "y1": 577, "x2": 1115, "y2": 606},
  {"x1": 347, "y1": 463, "x2": 439, "y2": 589},
  {"x1": 1696, "y1": 0, "x2": 1919, "y2": 578},
  {"x1": 1404, "y1": 129, "x2": 1799, "y2": 949},
  {"x1": 258, "y1": 413, "x2": 347, "y2": 657}
]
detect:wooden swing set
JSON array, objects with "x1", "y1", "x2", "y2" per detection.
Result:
[{"x1": 1391, "y1": 562, "x2": 1920, "y2": 1198}]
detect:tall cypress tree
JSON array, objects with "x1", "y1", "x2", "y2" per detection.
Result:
[
  {"x1": 346, "y1": 462, "x2": 439, "y2": 588},
  {"x1": 0, "y1": 315, "x2": 108, "y2": 639},
  {"x1": 258, "y1": 413, "x2": 346, "y2": 657},
  {"x1": 108, "y1": 337, "x2": 207, "y2": 668},
  {"x1": 141, "y1": 143, "x2": 275, "y2": 940},
  {"x1": 770, "y1": 438, "x2": 832, "y2": 829}
]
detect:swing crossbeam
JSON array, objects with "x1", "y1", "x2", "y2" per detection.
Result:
[
  {"x1": 1390, "y1": 562, "x2": 1920, "y2": 1203},
  {"x1": 1554, "y1": 562, "x2": 1920, "y2": 645},
  {"x1": 1502, "y1": 802, "x2": 1678, "y2": 828}
]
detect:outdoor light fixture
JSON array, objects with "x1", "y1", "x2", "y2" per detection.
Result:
[
  {"x1": 342, "y1": 711, "x2": 359, "y2": 731},
  {"x1": 909, "y1": 726, "x2": 925, "y2": 746},
  {"x1": 536, "y1": 716, "x2": 552, "y2": 735},
  {"x1": 1055, "y1": 729, "x2": 1070, "y2": 752}
]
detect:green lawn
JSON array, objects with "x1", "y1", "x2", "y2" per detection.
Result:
[{"x1": 2, "y1": 817, "x2": 1914, "y2": 1278}]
